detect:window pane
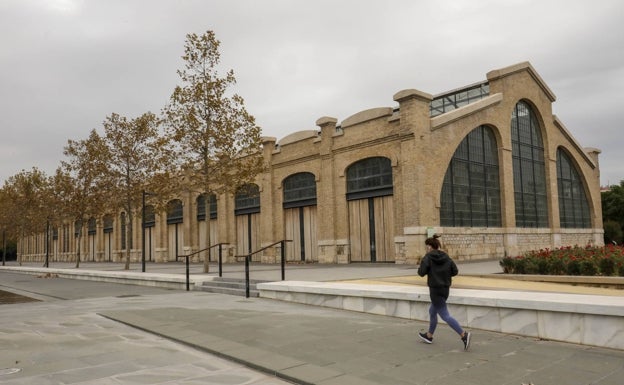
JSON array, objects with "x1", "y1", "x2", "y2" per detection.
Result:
[
  {"x1": 557, "y1": 149, "x2": 591, "y2": 228},
  {"x1": 512, "y1": 102, "x2": 548, "y2": 228},
  {"x1": 440, "y1": 126, "x2": 501, "y2": 227},
  {"x1": 346, "y1": 157, "x2": 393, "y2": 199},
  {"x1": 234, "y1": 185, "x2": 260, "y2": 215},
  {"x1": 283, "y1": 172, "x2": 317, "y2": 207}
]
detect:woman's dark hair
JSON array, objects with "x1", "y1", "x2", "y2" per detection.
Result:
[{"x1": 425, "y1": 234, "x2": 441, "y2": 250}]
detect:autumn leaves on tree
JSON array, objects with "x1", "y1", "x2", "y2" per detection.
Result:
[{"x1": 0, "y1": 31, "x2": 264, "y2": 269}]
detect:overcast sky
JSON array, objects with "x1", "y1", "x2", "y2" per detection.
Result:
[{"x1": 1, "y1": 0, "x2": 622, "y2": 188}]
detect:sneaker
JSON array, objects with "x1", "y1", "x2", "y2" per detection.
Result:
[
  {"x1": 418, "y1": 332, "x2": 433, "y2": 344},
  {"x1": 461, "y1": 332, "x2": 471, "y2": 350}
]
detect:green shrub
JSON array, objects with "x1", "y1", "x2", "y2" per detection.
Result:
[
  {"x1": 579, "y1": 260, "x2": 598, "y2": 276},
  {"x1": 523, "y1": 259, "x2": 540, "y2": 274},
  {"x1": 536, "y1": 258, "x2": 550, "y2": 275},
  {"x1": 499, "y1": 257, "x2": 514, "y2": 274},
  {"x1": 499, "y1": 245, "x2": 624, "y2": 276},
  {"x1": 548, "y1": 258, "x2": 566, "y2": 275},
  {"x1": 566, "y1": 259, "x2": 581, "y2": 275},
  {"x1": 599, "y1": 258, "x2": 616, "y2": 276},
  {"x1": 513, "y1": 258, "x2": 526, "y2": 274}
]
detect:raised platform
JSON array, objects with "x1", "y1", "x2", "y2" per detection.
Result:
[
  {"x1": 0, "y1": 266, "x2": 211, "y2": 290},
  {"x1": 258, "y1": 280, "x2": 624, "y2": 350}
]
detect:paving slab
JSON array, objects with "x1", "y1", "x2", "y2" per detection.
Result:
[{"x1": 2, "y1": 262, "x2": 624, "y2": 384}]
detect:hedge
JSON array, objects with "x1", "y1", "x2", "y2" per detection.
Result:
[{"x1": 500, "y1": 244, "x2": 624, "y2": 276}]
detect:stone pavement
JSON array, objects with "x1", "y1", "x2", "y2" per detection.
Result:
[{"x1": 1, "y1": 261, "x2": 623, "y2": 384}]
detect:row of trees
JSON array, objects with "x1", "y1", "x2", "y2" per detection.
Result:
[{"x1": 0, "y1": 31, "x2": 264, "y2": 270}]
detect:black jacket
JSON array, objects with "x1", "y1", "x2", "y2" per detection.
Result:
[{"x1": 417, "y1": 250, "x2": 458, "y2": 288}]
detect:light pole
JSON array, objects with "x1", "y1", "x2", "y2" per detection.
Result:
[
  {"x1": 2, "y1": 229, "x2": 5, "y2": 266},
  {"x1": 44, "y1": 220, "x2": 49, "y2": 268},
  {"x1": 141, "y1": 190, "x2": 155, "y2": 272}
]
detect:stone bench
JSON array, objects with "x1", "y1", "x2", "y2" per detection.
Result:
[{"x1": 257, "y1": 281, "x2": 624, "y2": 350}]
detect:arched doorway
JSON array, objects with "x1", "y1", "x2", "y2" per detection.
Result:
[
  {"x1": 167, "y1": 199, "x2": 184, "y2": 261},
  {"x1": 283, "y1": 172, "x2": 318, "y2": 262},
  {"x1": 87, "y1": 217, "x2": 97, "y2": 261},
  {"x1": 197, "y1": 193, "x2": 218, "y2": 261},
  {"x1": 235, "y1": 184, "x2": 260, "y2": 260},
  {"x1": 103, "y1": 215, "x2": 113, "y2": 262},
  {"x1": 346, "y1": 157, "x2": 395, "y2": 262}
]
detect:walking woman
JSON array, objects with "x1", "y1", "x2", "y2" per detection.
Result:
[{"x1": 417, "y1": 235, "x2": 471, "y2": 350}]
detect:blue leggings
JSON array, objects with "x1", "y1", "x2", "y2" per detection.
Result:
[{"x1": 428, "y1": 287, "x2": 463, "y2": 336}]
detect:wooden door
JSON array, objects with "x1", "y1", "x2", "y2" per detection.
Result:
[
  {"x1": 348, "y1": 195, "x2": 394, "y2": 262},
  {"x1": 284, "y1": 206, "x2": 318, "y2": 262}
]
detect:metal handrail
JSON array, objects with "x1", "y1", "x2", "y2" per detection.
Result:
[
  {"x1": 177, "y1": 243, "x2": 230, "y2": 291},
  {"x1": 236, "y1": 240, "x2": 292, "y2": 298}
]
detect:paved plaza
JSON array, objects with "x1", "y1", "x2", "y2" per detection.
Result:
[{"x1": 1, "y1": 262, "x2": 623, "y2": 384}]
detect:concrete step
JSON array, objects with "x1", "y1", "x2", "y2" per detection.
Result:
[{"x1": 197, "y1": 277, "x2": 269, "y2": 297}]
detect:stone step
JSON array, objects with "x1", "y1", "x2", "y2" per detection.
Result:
[{"x1": 197, "y1": 277, "x2": 269, "y2": 297}]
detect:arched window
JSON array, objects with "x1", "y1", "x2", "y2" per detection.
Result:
[
  {"x1": 120, "y1": 213, "x2": 126, "y2": 249},
  {"x1": 197, "y1": 194, "x2": 206, "y2": 221},
  {"x1": 87, "y1": 217, "x2": 96, "y2": 235},
  {"x1": 557, "y1": 149, "x2": 591, "y2": 228},
  {"x1": 197, "y1": 193, "x2": 217, "y2": 221},
  {"x1": 167, "y1": 199, "x2": 184, "y2": 224},
  {"x1": 62, "y1": 224, "x2": 69, "y2": 252},
  {"x1": 103, "y1": 215, "x2": 114, "y2": 233},
  {"x1": 74, "y1": 220, "x2": 82, "y2": 237},
  {"x1": 441, "y1": 126, "x2": 501, "y2": 227},
  {"x1": 511, "y1": 101, "x2": 548, "y2": 227},
  {"x1": 144, "y1": 205, "x2": 155, "y2": 228},
  {"x1": 283, "y1": 172, "x2": 317, "y2": 208},
  {"x1": 235, "y1": 184, "x2": 260, "y2": 215},
  {"x1": 209, "y1": 194, "x2": 217, "y2": 219},
  {"x1": 346, "y1": 157, "x2": 393, "y2": 200}
]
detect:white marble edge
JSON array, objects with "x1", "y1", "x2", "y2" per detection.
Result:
[
  {"x1": 257, "y1": 281, "x2": 624, "y2": 317},
  {"x1": 0, "y1": 266, "x2": 211, "y2": 285}
]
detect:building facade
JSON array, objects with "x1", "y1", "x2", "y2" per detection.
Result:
[{"x1": 19, "y1": 62, "x2": 603, "y2": 264}]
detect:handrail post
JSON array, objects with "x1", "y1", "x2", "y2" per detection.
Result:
[
  {"x1": 281, "y1": 240, "x2": 285, "y2": 281},
  {"x1": 245, "y1": 254, "x2": 250, "y2": 298},
  {"x1": 218, "y1": 243, "x2": 223, "y2": 277},
  {"x1": 186, "y1": 255, "x2": 190, "y2": 291}
]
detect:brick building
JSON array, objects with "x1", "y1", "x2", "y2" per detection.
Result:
[{"x1": 19, "y1": 62, "x2": 603, "y2": 264}]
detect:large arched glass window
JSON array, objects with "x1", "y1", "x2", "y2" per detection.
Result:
[
  {"x1": 167, "y1": 199, "x2": 184, "y2": 224},
  {"x1": 283, "y1": 172, "x2": 317, "y2": 208},
  {"x1": 557, "y1": 148, "x2": 591, "y2": 228},
  {"x1": 235, "y1": 184, "x2": 260, "y2": 215},
  {"x1": 511, "y1": 101, "x2": 548, "y2": 227},
  {"x1": 346, "y1": 157, "x2": 393, "y2": 200},
  {"x1": 441, "y1": 126, "x2": 501, "y2": 227}
]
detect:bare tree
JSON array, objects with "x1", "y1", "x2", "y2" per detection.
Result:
[
  {"x1": 1, "y1": 168, "x2": 50, "y2": 265},
  {"x1": 98, "y1": 112, "x2": 169, "y2": 270},
  {"x1": 163, "y1": 30, "x2": 264, "y2": 272},
  {"x1": 61, "y1": 129, "x2": 110, "y2": 267}
]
